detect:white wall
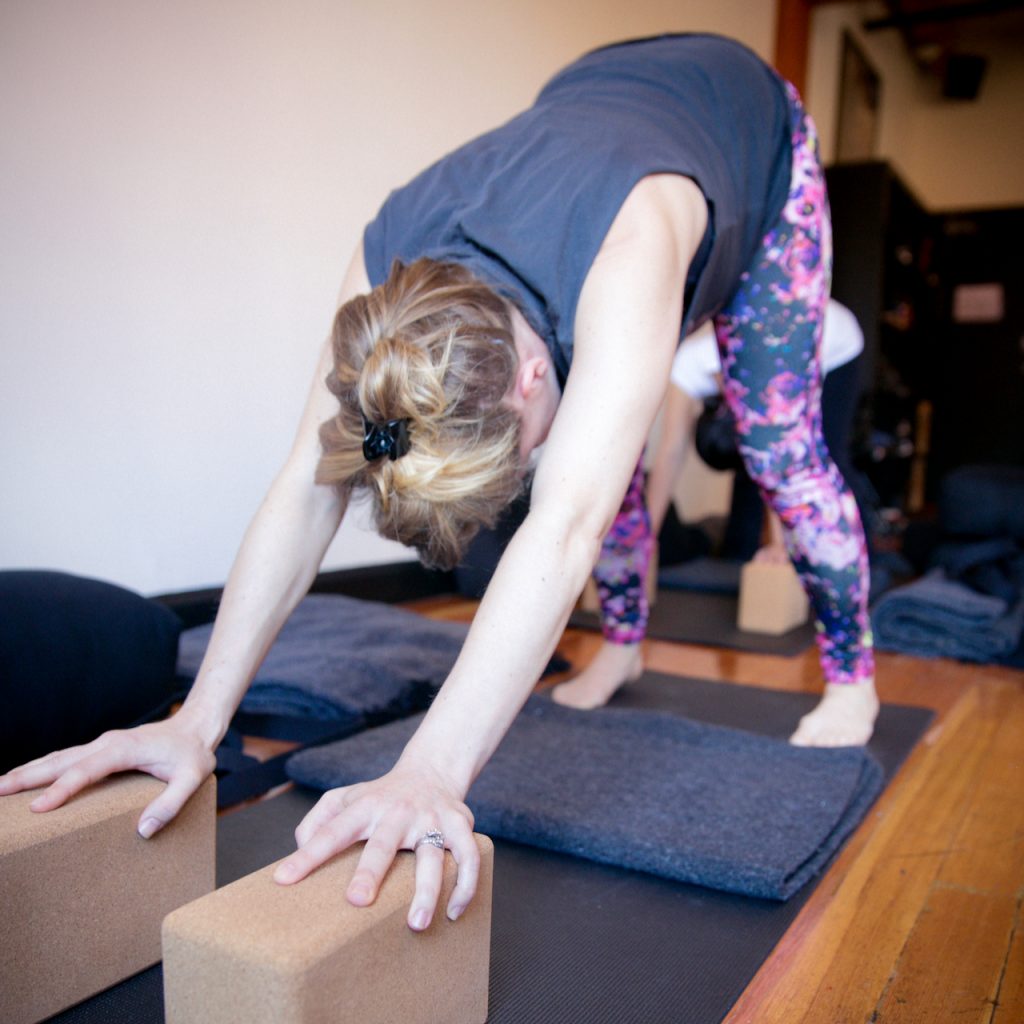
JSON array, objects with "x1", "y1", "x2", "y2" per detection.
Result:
[
  {"x1": 807, "y1": 1, "x2": 1024, "y2": 211},
  {"x1": 1, "y1": 0, "x2": 775, "y2": 595}
]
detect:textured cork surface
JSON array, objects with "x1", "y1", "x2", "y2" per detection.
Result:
[
  {"x1": 0, "y1": 773, "x2": 215, "y2": 1024},
  {"x1": 737, "y1": 560, "x2": 810, "y2": 635},
  {"x1": 163, "y1": 834, "x2": 493, "y2": 1024}
]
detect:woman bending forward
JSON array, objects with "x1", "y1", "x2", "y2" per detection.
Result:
[{"x1": 0, "y1": 35, "x2": 877, "y2": 931}]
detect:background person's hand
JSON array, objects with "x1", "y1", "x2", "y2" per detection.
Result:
[
  {"x1": 0, "y1": 705, "x2": 218, "y2": 838},
  {"x1": 273, "y1": 757, "x2": 479, "y2": 933}
]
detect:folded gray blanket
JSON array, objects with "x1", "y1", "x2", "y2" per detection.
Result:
[
  {"x1": 287, "y1": 696, "x2": 883, "y2": 901},
  {"x1": 176, "y1": 594, "x2": 468, "y2": 726},
  {"x1": 872, "y1": 568, "x2": 1024, "y2": 663}
]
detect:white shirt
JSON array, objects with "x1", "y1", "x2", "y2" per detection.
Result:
[{"x1": 669, "y1": 298, "x2": 864, "y2": 400}]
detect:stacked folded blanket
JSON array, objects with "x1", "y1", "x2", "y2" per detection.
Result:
[
  {"x1": 287, "y1": 696, "x2": 883, "y2": 901},
  {"x1": 872, "y1": 568, "x2": 1024, "y2": 663},
  {"x1": 177, "y1": 594, "x2": 469, "y2": 726}
]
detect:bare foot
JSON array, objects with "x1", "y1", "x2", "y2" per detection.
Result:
[
  {"x1": 790, "y1": 680, "x2": 880, "y2": 747},
  {"x1": 551, "y1": 642, "x2": 643, "y2": 709}
]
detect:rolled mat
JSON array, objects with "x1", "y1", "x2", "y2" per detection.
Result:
[
  {"x1": 657, "y1": 556, "x2": 743, "y2": 595},
  {"x1": 47, "y1": 674, "x2": 932, "y2": 1024},
  {"x1": 572, "y1": 585, "x2": 816, "y2": 655},
  {"x1": 287, "y1": 694, "x2": 883, "y2": 901}
]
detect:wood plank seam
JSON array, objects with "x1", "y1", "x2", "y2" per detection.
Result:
[
  {"x1": 864, "y1": 697, "x2": 1002, "y2": 1022},
  {"x1": 871, "y1": 887, "x2": 1015, "y2": 1021},
  {"x1": 991, "y1": 895, "x2": 1024, "y2": 1024},
  {"x1": 992, "y1": 899, "x2": 1023, "y2": 1020}
]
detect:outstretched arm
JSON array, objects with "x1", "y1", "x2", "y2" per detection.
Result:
[
  {"x1": 553, "y1": 277, "x2": 705, "y2": 710},
  {"x1": 0, "y1": 245, "x2": 372, "y2": 835},
  {"x1": 273, "y1": 173, "x2": 708, "y2": 928}
]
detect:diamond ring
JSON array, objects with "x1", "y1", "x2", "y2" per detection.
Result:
[{"x1": 414, "y1": 829, "x2": 445, "y2": 851}]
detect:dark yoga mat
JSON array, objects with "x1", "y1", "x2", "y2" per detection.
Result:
[
  {"x1": 48, "y1": 674, "x2": 932, "y2": 1024},
  {"x1": 657, "y1": 556, "x2": 743, "y2": 595},
  {"x1": 571, "y1": 586, "x2": 817, "y2": 655}
]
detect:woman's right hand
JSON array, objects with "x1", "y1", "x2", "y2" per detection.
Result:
[
  {"x1": 273, "y1": 754, "x2": 481, "y2": 932},
  {"x1": 0, "y1": 704, "x2": 218, "y2": 838}
]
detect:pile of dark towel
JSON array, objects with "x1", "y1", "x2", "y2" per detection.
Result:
[{"x1": 872, "y1": 465, "x2": 1024, "y2": 664}]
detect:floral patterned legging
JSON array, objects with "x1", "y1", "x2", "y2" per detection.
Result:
[{"x1": 593, "y1": 83, "x2": 874, "y2": 687}]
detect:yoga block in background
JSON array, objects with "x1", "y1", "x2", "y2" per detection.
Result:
[
  {"x1": 163, "y1": 835, "x2": 493, "y2": 1024},
  {"x1": 0, "y1": 773, "x2": 215, "y2": 1024},
  {"x1": 737, "y1": 560, "x2": 810, "y2": 635}
]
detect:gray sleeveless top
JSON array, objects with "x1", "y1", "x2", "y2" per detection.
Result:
[{"x1": 363, "y1": 33, "x2": 791, "y2": 382}]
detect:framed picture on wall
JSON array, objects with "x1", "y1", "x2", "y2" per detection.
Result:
[{"x1": 836, "y1": 32, "x2": 881, "y2": 162}]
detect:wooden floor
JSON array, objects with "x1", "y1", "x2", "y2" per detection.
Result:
[{"x1": 413, "y1": 594, "x2": 1024, "y2": 1024}]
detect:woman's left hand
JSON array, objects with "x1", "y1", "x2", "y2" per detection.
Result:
[{"x1": 272, "y1": 757, "x2": 479, "y2": 932}]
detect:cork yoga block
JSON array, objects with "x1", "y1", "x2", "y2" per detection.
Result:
[
  {"x1": 163, "y1": 835, "x2": 494, "y2": 1024},
  {"x1": 737, "y1": 559, "x2": 810, "y2": 635},
  {"x1": 0, "y1": 773, "x2": 216, "y2": 1024}
]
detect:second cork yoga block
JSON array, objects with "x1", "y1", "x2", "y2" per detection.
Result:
[
  {"x1": 0, "y1": 773, "x2": 216, "y2": 1024},
  {"x1": 163, "y1": 834, "x2": 494, "y2": 1024},
  {"x1": 737, "y1": 559, "x2": 810, "y2": 635}
]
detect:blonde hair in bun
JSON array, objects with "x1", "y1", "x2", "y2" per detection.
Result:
[{"x1": 317, "y1": 258, "x2": 524, "y2": 569}]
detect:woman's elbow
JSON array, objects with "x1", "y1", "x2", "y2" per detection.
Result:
[{"x1": 526, "y1": 501, "x2": 609, "y2": 577}]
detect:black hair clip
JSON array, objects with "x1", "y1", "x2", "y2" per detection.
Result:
[{"x1": 362, "y1": 415, "x2": 411, "y2": 462}]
